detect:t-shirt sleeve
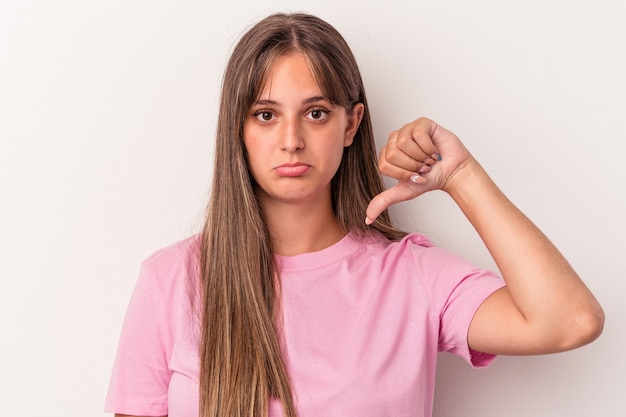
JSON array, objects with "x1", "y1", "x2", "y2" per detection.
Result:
[
  {"x1": 437, "y1": 267, "x2": 505, "y2": 367},
  {"x1": 104, "y1": 260, "x2": 176, "y2": 416},
  {"x1": 408, "y1": 235, "x2": 506, "y2": 368}
]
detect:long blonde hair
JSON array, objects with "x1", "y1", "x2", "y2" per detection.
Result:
[{"x1": 198, "y1": 12, "x2": 405, "y2": 417}]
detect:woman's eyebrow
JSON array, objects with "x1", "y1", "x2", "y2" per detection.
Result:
[
  {"x1": 253, "y1": 96, "x2": 328, "y2": 106},
  {"x1": 302, "y1": 96, "x2": 327, "y2": 105},
  {"x1": 253, "y1": 99, "x2": 278, "y2": 106}
]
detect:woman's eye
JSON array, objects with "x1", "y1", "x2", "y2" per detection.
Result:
[
  {"x1": 254, "y1": 111, "x2": 273, "y2": 121},
  {"x1": 307, "y1": 108, "x2": 329, "y2": 120}
]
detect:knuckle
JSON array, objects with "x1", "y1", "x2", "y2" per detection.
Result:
[
  {"x1": 384, "y1": 146, "x2": 401, "y2": 161},
  {"x1": 387, "y1": 130, "x2": 399, "y2": 144},
  {"x1": 378, "y1": 159, "x2": 393, "y2": 175},
  {"x1": 378, "y1": 193, "x2": 393, "y2": 208},
  {"x1": 396, "y1": 134, "x2": 412, "y2": 148}
]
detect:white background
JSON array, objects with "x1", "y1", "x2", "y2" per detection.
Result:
[{"x1": 1, "y1": 0, "x2": 624, "y2": 416}]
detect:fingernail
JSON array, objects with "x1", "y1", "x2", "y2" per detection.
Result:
[
  {"x1": 410, "y1": 174, "x2": 426, "y2": 184},
  {"x1": 365, "y1": 216, "x2": 373, "y2": 225},
  {"x1": 419, "y1": 165, "x2": 431, "y2": 174},
  {"x1": 433, "y1": 153, "x2": 442, "y2": 161}
]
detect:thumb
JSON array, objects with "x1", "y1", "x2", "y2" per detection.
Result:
[{"x1": 365, "y1": 180, "x2": 427, "y2": 225}]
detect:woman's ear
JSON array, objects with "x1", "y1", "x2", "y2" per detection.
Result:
[{"x1": 343, "y1": 103, "x2": 365, "y2": 147}]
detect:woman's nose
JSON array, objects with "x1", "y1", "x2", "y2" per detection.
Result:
[{"x1": 279, "y1": 118, "x2": 305, "y2": 152}]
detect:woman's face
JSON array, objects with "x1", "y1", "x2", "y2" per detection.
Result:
[{"x1": 243, "y1": 53, "x2": 363, "y2": 208}]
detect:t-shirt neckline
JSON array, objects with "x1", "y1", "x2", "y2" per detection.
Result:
[{"x1": 275, "y1": 232, "x2": 362, "y2": 272}]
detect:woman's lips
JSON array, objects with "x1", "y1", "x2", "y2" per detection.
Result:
[{"x1": 275, "y1": 163, "x2": 311, "y2": 177}]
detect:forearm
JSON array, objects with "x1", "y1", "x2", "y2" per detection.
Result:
[{"x1": 447, "y1": 159, "x2": 604, "y2": 350}]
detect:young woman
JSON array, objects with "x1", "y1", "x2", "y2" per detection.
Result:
[{"x1": 105, "y1": 12, "x2": 604, "y2": 417}]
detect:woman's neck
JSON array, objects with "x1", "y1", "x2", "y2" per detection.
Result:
[{"x1": 261, "y1": 198, "x2": 346, "y2": 256}]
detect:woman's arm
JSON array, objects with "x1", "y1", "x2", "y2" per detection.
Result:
[
  {"x1": 445, "y1": 157, "x2": 603, "y2": 354},
  {"x1": 366, "y1": 117, "x2": 604, "y2": 355}
]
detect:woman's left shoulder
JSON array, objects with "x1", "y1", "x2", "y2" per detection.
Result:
[
  {"x1": 375, "y1": 232, "x2": 484, "y2": 274},
  {"x1": 374, "y1": 232, "x2": 435, "y2": 255},
  {"x1": 397, "y1": 232, "x2": 434, "y2": 248},
  {"x1": 353, "y1": 231, "x2": 438, "y2": 266}
]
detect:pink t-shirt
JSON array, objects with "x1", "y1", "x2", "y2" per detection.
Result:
[{"x1": 105, "y1": 232, "x2": 505, "y2": 417}]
